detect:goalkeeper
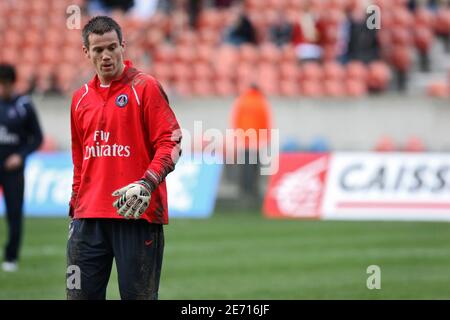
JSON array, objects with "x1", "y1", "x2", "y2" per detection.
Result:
[{"x1": 67, "y1": 16, "x2": 181, "y2": 300}]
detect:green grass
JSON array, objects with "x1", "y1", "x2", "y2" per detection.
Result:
[{"x1": 1, "y1": 211, "x2": 450, "y2": 299}]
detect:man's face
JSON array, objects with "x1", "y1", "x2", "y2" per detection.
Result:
[
  {"x1": 83, "y1": 30, "x2": 125, "y2": 83},
  {"x1": 0, "y1": 81, "x2": 13, "y2": 100}
]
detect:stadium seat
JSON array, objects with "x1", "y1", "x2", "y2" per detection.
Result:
[
  {"x1": 390, "y1": 45, "x2": 412, "y2": 72},
  {"x1": 301, "y1": 62, "x2": 323, "y2": 82},
  {"x1": 172, "y1": 62, "x2": 192, "y2": 82},
  {"x1": 403, "y1": 136, "x2": 426, "y2": 152},
  {"x1": 173, "y1": 80, "x2": 192, "y2": 97},
  {"x1": 39, "y1": 135, "x2": 58, "y2": 153},
  {"x1": 280, "y1": 80, "x2": 300, "y2": 97},
  {"x1": 192, "y1": 62, "x2": 213, "y2": 81},
  {"x1": 301, "y1": 80, "x2": 324, "y2": 98},
  {"x1": 367, "y1": 61, "x2": 391, "y2": 92},
  {"x1": 374, "y1": 135, "x2": 396, "y2": 152},
  {"x1": 215, "y1": 80, "x2": 236, "y2": 97},
  {"x1": 434, "y1": 7, "x2": 450, "y2": 36},
  {"x1": 346, "y1": 61, "x2": 368, "y2": 82},
  {"x1": 192, "y1": 80, "x2": 215, "y2": 97},
  {"x1": 427, "y1": 81, "x2": 449, "y2": 98},
  {"x1": 239, "y1": 44, "x2": 260, "y2": 64},
  {"x1": 280, "y1": 61, "x2": 300, "y2": 81},
  {"x1": 345, "y1": 79, "x2": 367, "y2": 97},
  {"x1": 323, "y1": 61, "x2": 345, "y2": 81},
  {"x1": 324, "y1": 80, "x2": 345, "y2": 97}
]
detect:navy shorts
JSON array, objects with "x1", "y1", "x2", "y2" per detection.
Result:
[{"x1": 66, "y1": 218, "x2": 164, "y2": 300}]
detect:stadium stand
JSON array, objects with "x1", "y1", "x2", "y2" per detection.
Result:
[{"x1": 0, "y1": 0, "x2": 448, "y2": 98}]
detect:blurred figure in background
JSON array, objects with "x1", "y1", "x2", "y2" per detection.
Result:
[
  {"x1": 230, "y1": 84, "x2": 272, "y2": 206},
  {"x1": 291, "y1": 2, "x2": 323, "y2": 62},
  {"x1": 345, "y1": 7, "x2": 380, "y2": 64},
  {"x1": 269, "y1": 11, "x2": 294, "y2": 47},
  {"x1": 224, "y1": 4, "x2": 257, "y2": 46},
  {"x1": 0, "y1": 64, "x2": 43, "y2": 272}
]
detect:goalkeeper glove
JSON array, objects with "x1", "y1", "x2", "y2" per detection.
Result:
[{"x1": 112, "y1": 180, "x2": 153, "y2": 219}]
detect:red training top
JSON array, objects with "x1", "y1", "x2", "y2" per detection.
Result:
[{"x1": 69, "y1": 61, "x2": 181, "y2": 224}]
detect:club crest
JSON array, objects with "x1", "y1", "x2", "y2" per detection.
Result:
[{"x1": 115, "y1": 94, "x2": 128, "y2": 108}]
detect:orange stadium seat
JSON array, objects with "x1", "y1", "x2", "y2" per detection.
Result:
[
  {"x1": 324, "y1": 79, "x2": 345, "y2": 97},
  {"x1": 403, "y1": 136, "x2": 426, "y2": 152},
  {"x1": 153, "y1": 44, "x2": 176, "y2": 63},
  {"x1": 415, "y1": 7, "x2": 434, "y2": 28},
  {"x1": 434, "y1": 7, "x2": 450, "y2": 36},
  {"x1": 374, "y1": 135, "x2": 396, "y2": 152},
  {"x1": 301, "y1": 80, "x2": 323, "y2": 98},
  {"x1": 175, "y1": 45, "x2": 197, "y2": 64},
  {"x1": 239, "y1": 44, "x2": 260, "y2": 64},
  {"x1": 192, "y1": 62, "x2": 213, "y2": 81},
  {"x1": 390, "y1": 45, "x2": 412, "y2": 72},
  {"x1": 367, "y1": 61, "x2": 391, "y2": 91},
  {"x1": 280, "y1": 61, "x2": 301, "y2": 81},
  {"x1": 323, "y1": 61, "x2": 345, "y2": 81},
  {"x1": 346, "y1": 61, "x2": 368, "y2": 82},
  {"x1": 192, "y1": 80, "x2": 215, "y2": 97},
  {"x1": 172, "y1": 62, "x2": 192, "y2": 82},
  {"x1": 152, "y1": 63, "x2": 173, "y2": 81},
  {"x1": 259, "y1": 42, "x2": 281, "y2": 63},
  {"x1": 427, "y1": 81, "x2": 449, "y2": 98},
  {"x1": 196, "y1": 44, "x2": 214, "y2": 63},
  {"x1": 345, "y1": 79, "x2": 368, "y2": 97},
  {"x1": 215, "y1": 79, "x2": 237, "y2": 97},
  {"x1": 391, "y1": 27, "x2": 413, "y2": 46},
  {"x1": 414, "y1": 26, "x2": 434, "y2": 53},
  {"x1": 39, "y1": 135, "x2": 58, "y2": 153},
  {"x1": 174, "y1": 80, "x2": 192, "y2": 96},
  {"x1": 301, "y1": 62, "x2": 323, "y2": 82},
  {"x1": 280, "y1": 80, "x2": 300, "y2": 97},
  {"x1": 281, "y1": 44, "x2": 297, "y2": 63}
]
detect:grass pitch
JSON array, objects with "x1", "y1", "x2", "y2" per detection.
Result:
[{"x1": 1, "y1": 211, "x2": 450, "y2": 299}]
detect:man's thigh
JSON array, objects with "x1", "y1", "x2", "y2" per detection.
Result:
[
  {"x1": 111, "y1": 220, "x2": 164, "y2": 300},
  {"x1": 66, "y1": 219, "x2": 114, "y2": 300}
]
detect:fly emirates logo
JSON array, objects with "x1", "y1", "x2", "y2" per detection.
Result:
[{"x1": 84, "y1": 130, "x2": 130, "y2": 160}]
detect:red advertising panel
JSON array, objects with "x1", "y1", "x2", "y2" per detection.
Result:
[{"x1": 263, "y1": 153, "x2": 330, "y2": 219}]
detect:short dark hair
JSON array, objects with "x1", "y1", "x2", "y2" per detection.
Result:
[
  {"x1": 82, "y1": 16, "x2": 123, "y2": 48},
  {"x1": 0, "y1": 63, "x2": 16, "y2": 84}
]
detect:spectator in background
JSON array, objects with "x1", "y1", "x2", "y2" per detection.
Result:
[
  {"x1": 269, "y1": 11, "x2": 293, "y2": 47},
  {"x1": 230, "y1": 84, "x2": 272, "y2": 205},
  {"x1": 87, "y1": 0, "x2": 135, "y2": 14},
  {"x1": 187, "y1": 0, "x2": 204, "y2": 29},
  {"x1": 291, "y1": 3, "x2": 323, "y2": 61},
  {"x1": 129, "y1": 0, "x2": 160, "y2": 20},
  {"x1": 224, "y1": 4, "x2": 257, "y2": 46},
  {"x1": 345, "y1": 8, "x2": 380, "y2": 63},
  {"x1": 214, "y1": 0, "x2": 235, "y2": 8},
  {"x1": 0, "y1": 64, "x2": 43, "y2": 272}
]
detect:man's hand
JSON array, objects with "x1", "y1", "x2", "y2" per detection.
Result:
[
  {"x1": 4, "y1": 153, "x2": 23, "y2": 171},
  {"x1": 112, "y1": 180, "x2": 152, "y2": 219}
]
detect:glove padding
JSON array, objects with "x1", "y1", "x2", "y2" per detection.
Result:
[{"x1": 112, "y1": 180, "x2": 152, "y2": 219}]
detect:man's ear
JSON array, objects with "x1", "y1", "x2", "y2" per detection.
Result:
[
  {"x1": 82, "y1": 46, "x2": 90, "y2": 59},
  {"x1": 120, "y1": 40, "x2": 126, "y2": 53}
]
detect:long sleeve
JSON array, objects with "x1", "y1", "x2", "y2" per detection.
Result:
[
  {"x1": 17, "y1": 100, "x2": 43, "y2": 159},
  {"x1": 141, "y1": 81, "x2": 182, "y2": 190},
  {"x1": 70, "y1": 98, "x2": 83, "y2": 212}
]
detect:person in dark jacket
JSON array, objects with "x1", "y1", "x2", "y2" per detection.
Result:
[{"x1": 0, "y1": 63, "x2": 43, "y2": 272}]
